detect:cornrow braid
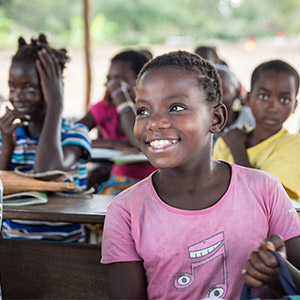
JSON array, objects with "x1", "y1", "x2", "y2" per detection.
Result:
[
  {"x1": 137, "y1": 50, "x2": 223, "y2": 105},
  {"x1": 12, "y1": 33, "x2": 70, "y2": 74}
]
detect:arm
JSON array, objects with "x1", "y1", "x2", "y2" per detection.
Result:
[
  {"x1": 77, "y1": 110, "x2": 96, "y2": 131},
  {"x1": 107, "y1": 261, "x2": 147, "y2": 299},
  {"x1": 243, "y1": 234, "x2": 300, "y2": 298},
  {"x1": 34, "y1": 48, "x2": 83, "y2": 172},
  {"x1": 221, "y1": 128, "x2": 252, "y2": 167},
  {"x1": 0, "y1": 107, "x2": 31, "y2": 170},
  {"x1": 106, "y1": 79, "x2": 138, "y2": 149}
]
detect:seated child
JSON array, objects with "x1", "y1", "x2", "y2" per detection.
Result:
[
  {"x1": 213, "y1": 59, "x2": 300, "y2": 201},
  {"x1": 213, "y1": 64, "x2": 255, "y2": 145},
  {"x1": 78, "y1": 49, "x2": 156, "y2": 195},
  {"x1": 0, "y1": 34, "x2": 91, "y2": 242},
  {"x1": 101, "y1": 51, "x2": 300, "y2": 299}
]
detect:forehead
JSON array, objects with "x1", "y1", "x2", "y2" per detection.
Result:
[
  {"x1": 9, "y1": 61, "x2": 39, "y2": 84},
  {"x1": 109, "y1": 60, "x2": 134, "y2": 76},
  {"x1": 254, "y1": 70, "x2": 297, "y2": 94},
  {"x1": 137, "y1": 67, "x2": 206, "y2": 98}
]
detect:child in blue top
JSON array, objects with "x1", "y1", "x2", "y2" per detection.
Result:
[{"x1": 0, "y1": 34, "x2": 91, "y2": 242}]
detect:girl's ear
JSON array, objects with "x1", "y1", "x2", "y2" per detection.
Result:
[{"x1": 210, "y1": 103, "x2": 227, "y2": 133}]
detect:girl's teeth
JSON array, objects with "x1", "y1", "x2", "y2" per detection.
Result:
[{"x1": 150, "y1": 140, "x2": 177, "y2": 149}]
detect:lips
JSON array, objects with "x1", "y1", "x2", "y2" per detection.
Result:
[
  {"x1": 14, "y1": 104, "x2": 32, "y2": 113},
  {"x1": 262, "y1": 117, "x2": 278, "y2": 125},
  {"x1": 147, "y1": 139, "x2": 179, "y2": 150}
]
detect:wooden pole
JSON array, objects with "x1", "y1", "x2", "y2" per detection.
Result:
[{"x1": 83, "y1": 0, "x2": 92, "y2": 110}]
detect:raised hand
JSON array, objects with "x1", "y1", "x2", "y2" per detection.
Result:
[
  {"x1": 35, "y1": 48, "x2": 64, "y2": 111},
  {"x1": 106, "y1": 78, "x2": 134, "y2": 106}
]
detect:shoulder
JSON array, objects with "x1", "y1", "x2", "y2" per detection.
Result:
[
  {"x1": 107, "y1": 173, "x2": 155, "y2": 214},
  {"x1": 267, "y1": 128, "x2": 300, "y2": 153},
  {"x1": 231, "y1": 163, "x2": 282, "y2": 190},
  {"x1": 61, "y1": 118, "x2": 91, "y2": 149},
  {"x1": 280, "y1": 128, "x2": 300, "y2": 143}
]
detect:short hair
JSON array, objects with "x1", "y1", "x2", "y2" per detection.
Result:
[
  {"x1": 250, "y1": 59, "x2": 300, "y2": 95},
  {"x1": 12, "y1": 33, "x2": 69, "y2": 74},
  {"x1": 111, "y1": 50, "x2": 150, "y2": 78},
  {"x1": 137, "y1": 50, "x2": 223, "y2": 105}
]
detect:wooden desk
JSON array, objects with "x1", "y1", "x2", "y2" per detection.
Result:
[
  {"x1": 3, "y1": 194, "x2": 113, "y2": 224},
  {"x1": 1, "y1": 194, "x2": 112, "y2": 299}
]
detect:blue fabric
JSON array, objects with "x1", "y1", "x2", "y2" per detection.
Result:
[{"x1": 240, "y1": 251, "x2": 300, "y2": 299}]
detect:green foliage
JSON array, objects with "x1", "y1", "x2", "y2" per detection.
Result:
[{"x1": 0, "y1": 0, "x2": 300, "y2": 48}]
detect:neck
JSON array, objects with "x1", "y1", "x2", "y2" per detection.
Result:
[
  {"x1": 153, "y1": 159, "x2": 230, "y2": 210},
  {"x1": 247, "y1": 126, "x2": 282, "y2": 147}
]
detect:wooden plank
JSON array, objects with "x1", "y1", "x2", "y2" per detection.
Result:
[
  {"x1": 0, "y1": 238, "x2": 108, "y2": 299},
  {"x1": 3, "y1": 194, "x2": 113, "y2": 224}
]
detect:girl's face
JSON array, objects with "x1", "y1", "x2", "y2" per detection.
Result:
[
  {"x1": 9, "y1": 61, "x2": 46, "y2": 119},
  {"x1": 134, "y1": 67, "x2": 216, "y2": 170},
  {"x1": 248, "y1": 70, "x2": 297, "y2": 133},
  {"x1": 107, "y1": 60, "x2": 137, "y2": 100}
]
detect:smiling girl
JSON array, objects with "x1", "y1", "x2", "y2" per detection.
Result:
[
  {"x1": 0, "y1": 34, "x2": 91, "y2": 241},
  {"x1": 101, "y1": 51, "x2": 300, "y2": 299}
]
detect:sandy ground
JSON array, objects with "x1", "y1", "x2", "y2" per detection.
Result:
[{"x1": 1, "y1": 38, "x2": 300, "y2": 132}]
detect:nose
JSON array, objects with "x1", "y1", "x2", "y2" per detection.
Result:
[
  {"x1": 266, "y1": 97, "x2": 279, "y2": 112},
  {"x1": 146, "y1": 111, "x2": 171, "y2": 131}
]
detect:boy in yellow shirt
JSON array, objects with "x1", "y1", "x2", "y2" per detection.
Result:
[{"x1": 213, "y1": 59, "x2": 300, "y2": 201}]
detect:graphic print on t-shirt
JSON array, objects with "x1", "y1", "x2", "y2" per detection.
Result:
[{"x1": 173, "y1": 231, "x2": 228, "y2": 299}]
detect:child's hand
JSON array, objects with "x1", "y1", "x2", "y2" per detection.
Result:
[
  {"x1": 35, "y1": 48, "x2": 64, "y2": 110},
  {"x1": 106, "y1": 78, "x2": 133, "y2": 106},
  {"x1": 242, "y1": 234, "x2": 286, "y2": 288},
  {"x1": 0, "y1": 107, "x2": 30, "y2": 148}
]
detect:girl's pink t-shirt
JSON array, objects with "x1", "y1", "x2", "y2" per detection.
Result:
[
  {"x1": 101, "y1": 163, "x2": 300, "y2": 299},
  {"x1": 89, "y1": 100, "x2": 155, "y2": 179}
]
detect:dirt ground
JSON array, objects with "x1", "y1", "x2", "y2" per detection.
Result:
[{"x1": 1, "y1": 37, "x2": 300, "y2": 132}]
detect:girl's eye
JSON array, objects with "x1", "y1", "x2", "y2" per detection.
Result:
[
  {"x1": 170, "y1": 104, "x2": 185, "y2": 112},
  {"x1": 9, "y1": 85, "x2": 15, "y2": 92},
  {"x1": 279, "y1": 97, "x2": 290, "y2": 104},
  {"x1": 258, "y1": 93, "x2": 269, "y2": 101},
  {"x1": 25, "y1": 86, "x2": 35, "y2": 93},
  {"x1": 136, "y1": 108, "x2": 149, "y2": 116}
]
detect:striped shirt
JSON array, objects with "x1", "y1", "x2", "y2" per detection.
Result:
[{"x1": 1, "y1": 118, "x2": 91, "y2": 242}]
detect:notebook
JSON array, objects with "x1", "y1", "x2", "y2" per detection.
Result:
[{"x1": 3, "y1": 191, "x2": 48, "y2": 206}]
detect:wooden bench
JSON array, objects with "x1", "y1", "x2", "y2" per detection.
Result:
[{"x1": 0, "y1": 238, "x2": 109, "y2": 299}]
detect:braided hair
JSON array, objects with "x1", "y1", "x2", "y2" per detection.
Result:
[
  {"x1": 12, "y1": 33, "x2": 69, "y2": 74},
  {"x1": 137, "y1": 50, "x2": 223, "y2": 106}
]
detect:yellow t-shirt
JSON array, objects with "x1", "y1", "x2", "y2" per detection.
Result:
[{"x1": 213, "y1": 127, "x2": 300, "y2": 201}]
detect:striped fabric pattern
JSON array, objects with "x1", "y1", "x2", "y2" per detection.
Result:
[{"x1": 1, "y1": 118, "x2": 92, "y2": 242}]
